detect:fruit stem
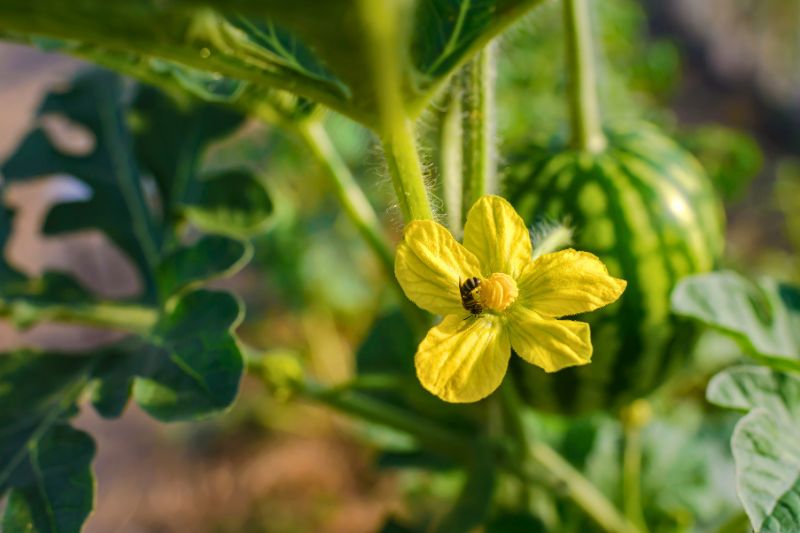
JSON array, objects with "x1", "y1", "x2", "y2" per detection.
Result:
[{"x1": 563, "y1": 0, "x2": 607, "y2": 153}]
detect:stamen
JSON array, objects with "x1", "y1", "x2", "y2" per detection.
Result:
[{"x1": 479, "y1": 273, "x2": 518, "y2": 312}]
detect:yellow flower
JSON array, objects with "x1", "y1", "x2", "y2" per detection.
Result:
[{"x1": 395, "y1": 195, "x2": 627, "y2": 403}]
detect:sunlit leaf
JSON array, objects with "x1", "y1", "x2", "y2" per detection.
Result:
[
  {"x1": 708, "y1": 366, "x2": 800, "y2": 532},
  {"x1": 672, "y1": 271, "x2": 800, "y2": 373}
]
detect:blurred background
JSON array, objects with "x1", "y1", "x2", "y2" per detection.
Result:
[{"x1": 0, "y1": 0, "x2": 798, "y2": 531}]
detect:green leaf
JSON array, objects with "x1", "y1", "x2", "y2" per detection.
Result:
[
  {"x1": 708, "y1": 366, "x2": 800, "y2": 532},
  {"x1": 0, "y1": 205, "x2": 26, "y2": 291},
  {"x1": 182, "y1": 169, "x2": 274, "y2": 237},
  {"x1": 412, "y1": 0, "x2": 537, "y2": 79},
  {"x1": 131, "y1": 84, "x2": 245, "y2": 213},
  {"x1": 1, "y1": 69, "x2": 161, "y2": 298},
  {"x1": 157, "y1": 235, "x2": 252, "y2": 298},
  {"x1": 0, "y1": 0, "x2": 543, "y2": 126},
  {"x1": 672, "y1": 272, "x2": 800, "y2": 373},
  {"x1": 0, "y1": 353, "x2": 97, "y2": 533},
  {"x1": 132, "y1": 289, "x2": 244, "y2": 421},
  {"x1": 2, "y1": 425, "x2": 95, "y2": 533}
]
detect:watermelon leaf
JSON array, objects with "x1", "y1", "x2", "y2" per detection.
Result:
[
  {"x1": 0, "y1": 72, "x2": 255, "y2": 532},
  {"x1": 157, "y1": 236, "x2": 252, "y2": 298},
  {"x1": 0, "y1": 353, "x2": 97, "y2": 533},
  {"x1": 707, "y1": 366, "x2": 800, "y2": 533},
  {"x1": 0, "y1": 0, "x2": 543, "y2": 127},
  {"x1": 1, "y1": 70, "x2": 161, "y2": 299},
  {"x1": 1, "y1": 425, "x2": 96, "y2": 533},
  {"x1": 672, "y1": 271, "x2": 800, "y2": 373},
  {"x1": 132, "y1": 289, "x2": 244, "y2": 421},
  {"x1": 181, "y1": 170, "x2": 274, "y2": 237}
]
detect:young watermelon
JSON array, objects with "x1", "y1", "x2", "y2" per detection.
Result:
[{"x1": 505, "y1": 123, "x2": 725, "y2": 413}]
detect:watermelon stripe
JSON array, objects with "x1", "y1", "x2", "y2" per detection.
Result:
[
  {"x1": 510, "y1": 124, "x2": 724, "y2": 413},
  {"x1": 612, "y1": 158, "x2": 685, "y2": 390}
]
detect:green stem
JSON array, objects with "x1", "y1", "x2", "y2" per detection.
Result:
[
  {"x1": 499, "y1": 380, "x2": 638, "y2": 533},
  {"x1": 356, "y1": 0, "x2": 433, "y2": 223},
  {"x1": 0, "y1": 299, "x2": 158, "y2": 335},
  {"x1": 296, "y1": 120, "x2": 395, "y2": 277},
  {"x1": 461, "y1": 42, "x2": 497, "y2": 220},
  {"x1": 293, "y1": 119, "x2": 429, "y2": 335},
  {"x1": 526, "y1": 441, "x2": 639, "y2": 533},
  {"x1": 563, "y1": 0, "x2": 606, "y2": 153},
  {"x1": 301, "y1": 380, "x2": 471, "y2": 462},
  {"x1": 381, "y1": 118, "x2": 434, "y2": 222},
  {"x1": 622, "y1": 424, "x2": 648, "y2": 532},
  {"x1": 439, "y1": 84, "x2": 464, "y2": 236}
]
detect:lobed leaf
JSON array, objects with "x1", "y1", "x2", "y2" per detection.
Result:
[
  {"x1": 708, "y1": 366, "x2": 800, "y2": 532},
  {"x1": 672, "y1": 271, "x2": 800, "y2": 373},
  {"x1": 0, "y1": 353, "x2": 97, "y2": 533},
  {"x1": 182, "y1": 170, "x2": 274, "y2": 237},
  {"x1": 2, "y1": 70, "x2": 161, "y2": 298},
  {"x1": 1, "y1": 425, "x2": 95, "y2": 533},
  {"x1": 157, "y1": 236, "x2": 253, "y2": 298},
  {"x1": 0, "y1": 0, "x2": 544, "y2": 127}
]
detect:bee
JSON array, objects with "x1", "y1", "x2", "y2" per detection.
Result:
[{"x1": 459, "y1": 277, "x2": 483, "y2": 315}]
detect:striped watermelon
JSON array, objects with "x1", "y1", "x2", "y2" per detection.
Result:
[{"x1": 505, "y1": 123, "x2": 725, "y2": 413}]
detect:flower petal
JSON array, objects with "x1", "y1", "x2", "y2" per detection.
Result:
[
  {"x1": 508, "y1": 307, "x2": 592, "y2": 372},
  {"x1": 415, "y1": 315, "x2": 510, "y2": 403},
  {"x1": 463, "y1": 195, "x2": 532, "y2": 278},
  {"x1": 517, "y1": 249, "x2": 626, "y2": 318},
  {"x1": 395, "y1": 220, "x2": 483, "y2": 316}
]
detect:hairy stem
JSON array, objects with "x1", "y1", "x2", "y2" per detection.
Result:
[
  {"x1": 461, "y1": 42, "x2": 498, "y2": 219},
  {"x1": 381, "y1": 119, "x2": 434, "y2": 222},
  {"x1": 294, "y1": 119, "x2": 429, "y2": 333},
  {"x1": 563, "y1": 0, "x2": 606, "y2": 153},
  {"x1": 357, "y1": 0, "x2": 433, "y2": 222},
  {"x1": 296, "y1": 120, "x2": 395, "y2": 276},
  {"x1": 439, "y1": 84, "x2": 464, "y2": 236}
]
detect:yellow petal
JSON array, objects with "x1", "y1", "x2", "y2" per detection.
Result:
[
  {"x1": 395, "y1": 220, "x2": 483, "y2": 316},
  {"x1": 415, "y1": 315, "x2": 510, "y2": 403},
  {"x1": 463, "y1": 195, "x2": 532, "y2": 278},
  {"x1": 517, "y1": 249, "x2": 626, "y2": 318},
  {"x1": 508, "y1": 307, "x2": 592, "y2": 372}
]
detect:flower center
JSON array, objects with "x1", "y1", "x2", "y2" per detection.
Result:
[{"x1": 479, "y1": 272, "x2": 518, "y2": 312}]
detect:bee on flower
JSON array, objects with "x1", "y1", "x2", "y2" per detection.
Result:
[{"x1": 395, "y1": 195, "x2": 626, "y2": 403}]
